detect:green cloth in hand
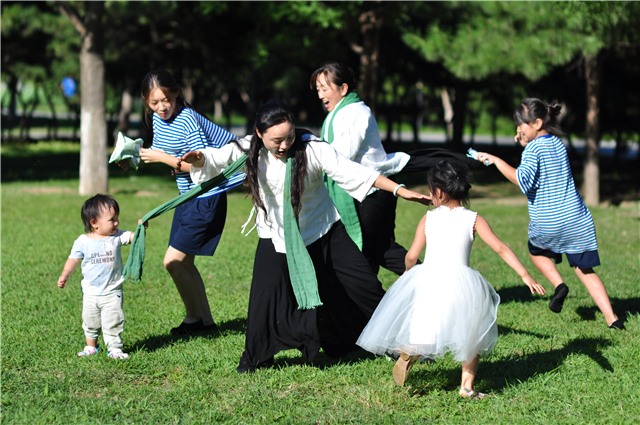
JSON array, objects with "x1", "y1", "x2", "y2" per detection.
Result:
[
  {"x1": 109, "y1": 132, "x2": 144, "y2": 170},
  {"x1": 123, "y1": 154, "x2": 247, "y2": 282}
]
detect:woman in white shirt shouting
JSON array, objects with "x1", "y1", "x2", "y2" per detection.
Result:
[{"x1": 311, "y1": 61, "x2": 477, "y2": 275}]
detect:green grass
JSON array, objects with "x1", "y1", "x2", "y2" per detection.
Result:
[{"x1": 2, "y1": 164, "x2": 640, "y2": 423}]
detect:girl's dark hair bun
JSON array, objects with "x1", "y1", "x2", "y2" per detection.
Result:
[
  {"x1": 427, "y1": 159, "x2": 472, "y2": 207},
  {"x1": 546, "y1": 102, "x2": 562, "y2": 118},
  {"x1": 514, "y1": 98, "x2": 563, "y2": 136}
]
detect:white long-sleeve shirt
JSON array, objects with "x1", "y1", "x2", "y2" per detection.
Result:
[
  {"x1": 190, "y1": 134, "x2": 380, "y2": 253},
  {"x1": 322, "y1": 100, "x2": 410, "y2": 193}
]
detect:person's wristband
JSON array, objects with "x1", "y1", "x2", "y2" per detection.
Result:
[
  {"x1": 393, "y1": 184, "x2": 406, "y2": 197},
  {"x1": 171, "y1": 159, "x2": 182, "y2": 176}
]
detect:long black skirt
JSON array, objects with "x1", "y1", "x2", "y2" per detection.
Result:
[{"x1": 237, "y1": 221, "x2": 385, "y2": 373}]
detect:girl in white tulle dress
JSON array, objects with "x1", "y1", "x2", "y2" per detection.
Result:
[{"x1": 357, "y1": 159, "x2": 546, "y2": 398}]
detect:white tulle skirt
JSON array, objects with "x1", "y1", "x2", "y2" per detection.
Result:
[{"x1": 356, "y1": 263, "x2": 500, "y2": 364}]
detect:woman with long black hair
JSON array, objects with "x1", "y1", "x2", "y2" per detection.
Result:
[{"x1": 182, "y1": 100, "x2": 430, "y2": 373}]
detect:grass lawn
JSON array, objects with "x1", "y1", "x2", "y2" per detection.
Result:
[{"x1": 2, "y1": 154, "x2": 639, "y2": 423}]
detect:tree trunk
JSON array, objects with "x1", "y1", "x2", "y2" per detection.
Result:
[
  {"x1": 115, "y1": 86, "x2": 133, "y2": 140},
  {"x1": 441, "y1": 87, "x2": 454, "y2": 143},
  {"x1": 414, "y1": 81, "x2": 424, "y2": 143},
  {"x1": 491, "y1": 115, "x2": 497, "y2": 146},
  {"x1": 583, "y1": 53, "x2": 600, "y2": 206},
  {"x1": 44, "y1": 84, "x2": 58, "y2": 140},
  {"x1": 614, "y1": 127, "x2": 626, "y2": 164},
  {"x1": 450, "y1": 80, "x2": 467, "y2": 152},
  {"x1": 6, "y1": 73, "x2": 18, "y2": 136},
  {"x1": 79, "y1": 1, "x2": 108, "y2": 195},
  {"x1": 357, "y1": 7, "x2": 382, "y2": 115},
  {"x1": 23, "y1": 82, "x2": 41, "y2": 140}
]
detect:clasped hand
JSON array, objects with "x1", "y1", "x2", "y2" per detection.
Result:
[{"x1": 181, "y1": 151, "x2": 205, "y2": 168}]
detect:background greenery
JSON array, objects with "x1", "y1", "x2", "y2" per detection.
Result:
[
  {"x1": 2, "y1": 1, "x2": 640, "y2": 147},
  {"x1": 2, "y1": 143, "x2": 639, "y2": 424}
]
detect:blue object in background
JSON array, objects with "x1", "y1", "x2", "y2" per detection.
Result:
[{"x1": 61, "y1": 77, "x2": 76, "y2": 98}]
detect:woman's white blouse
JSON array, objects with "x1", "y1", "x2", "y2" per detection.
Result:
[
  {"x1": 323, "y1": 101, "x2": 410, "y2": 182},
  {"x1": 190, "y1": 135, "x2": 380, "y2": 253}
]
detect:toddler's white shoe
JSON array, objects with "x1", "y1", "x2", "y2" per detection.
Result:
[
  {"x1": 77, "y1": 346, "x2": 99, "y2": 357},
  {"x1": 107, "y1": 349, "x2": 129, "y2": 359}
]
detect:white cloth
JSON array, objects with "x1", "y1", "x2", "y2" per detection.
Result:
[
  {"x1": 82, "y1": 290, "x2": 125, "y2": 351},
  {"x1": 357, "y1": 206, "x2": 500, "y2": 364},
  {"x1": 69, "y1": 230, "x2": 132, "y2": 296},
  {"x1": 323, "y1": 100, "x2": 410, "y2": 195},
  {"x1": 190, "y1": 135, "x2": 380, "y2": 253}
]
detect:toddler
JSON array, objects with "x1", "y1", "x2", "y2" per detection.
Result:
[{"x1": 58, "y1": 194, "x2": 139, "y2": 359}]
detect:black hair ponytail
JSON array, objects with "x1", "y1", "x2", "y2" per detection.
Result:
[{"x1": 513, "y1": 97, "x2": 563, "y2": 136}]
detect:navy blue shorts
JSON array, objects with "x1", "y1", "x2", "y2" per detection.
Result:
[
  {"x1": 528, "y1": 241, "x2": 600, "y2": 270},
  {"x1": 169, "y1": 192, "x2": 227, "y2": 256}
]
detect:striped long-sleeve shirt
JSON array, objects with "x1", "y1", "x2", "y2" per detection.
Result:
[
  {"x1": 151, "y1": 108, "x2": 245, "y2": 197},
  {"x1": 516, "y1": 134, "x2": 597, "y2": 254}
]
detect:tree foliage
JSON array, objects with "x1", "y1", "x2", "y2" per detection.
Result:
[{"x1": 2, "y1": 1, "x2": 639, "y2": 200}]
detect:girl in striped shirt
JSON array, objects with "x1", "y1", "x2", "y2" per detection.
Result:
[
  {"x1": 474, "y1": 98, "x2": 623, "y2": 330},
  {"x1": 120, "y1": 70, "x2": 243, "y2": 336}
]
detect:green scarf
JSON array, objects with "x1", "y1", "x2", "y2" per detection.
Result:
[
  {"x1": 123, "y1": 154, "x2": 247, "y2": 282},
  {"x1": 283, "y1": 154, "x2": 322, "y2": 309},
  {"x1": 321, "y1": 92, "x2": 363, "y2": 250}
]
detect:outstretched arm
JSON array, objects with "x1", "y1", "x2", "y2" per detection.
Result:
[
  {"x1": 140, "y1": 148, "x2": 191, "y2": 172},
  {"x1": 405, "y1": 214, "x2": 427, "y2": 272},
  {"x1": 474, "y1": 151, "x2": 519, "y2": 186},
  {"x1": 475, "y1": 215, "x2": 546, "y2": 295},
  {"x1": 58, "y1": 258, "x2": 81, "y2": 288},
  {"x1": 372, "y1": 175, "x2": 432, "y2": 206}
]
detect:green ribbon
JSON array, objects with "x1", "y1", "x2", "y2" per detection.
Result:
[
  {"x1": 320, "y1": 92, "x2": 363, "y2": 250},
  {"x1": 123, "y1": 154, "x2": 247, "y2": 282},
  {"x1": 283, "y1": 154, "x2": 322, "y2": 309}
]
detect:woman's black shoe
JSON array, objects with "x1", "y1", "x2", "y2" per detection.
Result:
[{"x1": 170, "y1": 319, "x2": 205, "y2": 336}]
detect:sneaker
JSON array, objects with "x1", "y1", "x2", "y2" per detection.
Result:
[
  {"x1": 108, "y1": 349, "x2": 129, "y2": 359},
  {"x1": 549, "y1": 283, "x2": 569, "y2": 313},
  {"x1": 77, "y1": 346, "x2": 99, "y2": 357}
]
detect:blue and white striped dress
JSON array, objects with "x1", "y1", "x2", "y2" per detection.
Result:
[
  {"x1": 516, "y1": 134, "x2": 597, "y2": 254},
  {"x1": 151, "y1": 107, "x2": 244, "y2": 197}
]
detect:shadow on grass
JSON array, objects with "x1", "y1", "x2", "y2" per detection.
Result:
[
  {"x1": 496, "y1": 285, "x2": 546, "y2": 304},
  {"x1": 497, "y1": 325, "x2": 549, "y2": 339},
  {"x1": 0, "y1": 149, "x2": 170, "y2": 182},
  {"x1": 128, "y1": 316, "x2": 247, "y2": 354},
  {"x1": 407, "y1": 336, "x2": 613, "y2": 396},
  {"x1": 575, "y1": 297, "x2": 640, "y2": 323},
  {"x1": 266, "y1": 348, "x2": 378, "y2": 371}
]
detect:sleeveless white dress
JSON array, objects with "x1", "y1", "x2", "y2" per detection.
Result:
[{"x1": 356, "y1": 206, "x2": 500, "y2": 364}]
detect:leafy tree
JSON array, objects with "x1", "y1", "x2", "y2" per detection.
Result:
[
  {"x1": 558, "y1": 1, "x2": 640, "y2": 205},
  {"x1": 401, "y1": 1, "x2": 587, "y2": 150},
  {"x1": 402, "y1": 1, "x2": 640, "y2": 204},
  {"x1": 2, "y1": 1, "x2": 82, "y2": 140}
]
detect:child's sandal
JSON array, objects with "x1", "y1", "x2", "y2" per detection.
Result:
[
  {"x1": 460, "y1": 386, "x2": 487, "y2": 400},
  {"x1": 77, "y1": 346, "x2": 99, "y2": 357}
]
